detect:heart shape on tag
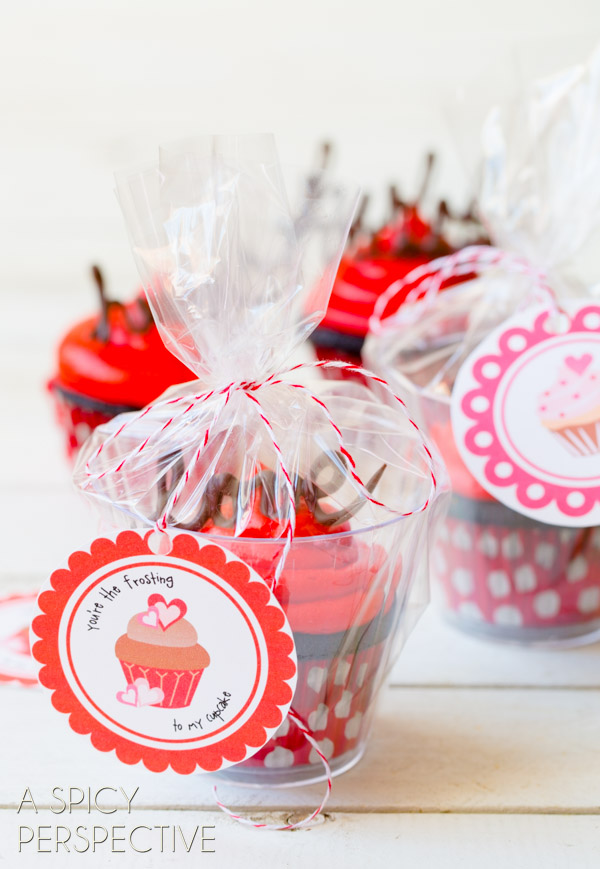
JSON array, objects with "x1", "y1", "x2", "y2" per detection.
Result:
[
  {"x1": 565, "y1": 353, "x2": 593, "y2": 375},
  {"x1": 116, "y1": 678, "x2": 164, "y2": 708},
  {"x1": 133, "y1": 677, "x2": 164, "y2": 706},
  {"x1": 116, "y1": 685, "x2": 139, "y2": 706},
  {"x1": 147, "y1": 594, "x2": 187, "y2": 629},
  {"x1": 137, "y1": 606, "x2": 159, "y2": 628}
]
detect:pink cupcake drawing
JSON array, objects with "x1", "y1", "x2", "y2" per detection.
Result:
[
  {"x1": 538, "y1": 353, "x2": 600, "y2": 457},
  {"x1": 115, "y1": 595, "x2": 210, "y2": 708}
]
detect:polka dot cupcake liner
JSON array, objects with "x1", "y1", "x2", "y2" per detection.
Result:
[
  {"x1": 434, "y1": 493, "x2": 600, "y2": 641},
  {"x1": 222, "y1": 599, "x2": 396, "y2": 784}
]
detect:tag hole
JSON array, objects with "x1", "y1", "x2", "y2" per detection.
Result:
[
  {"x1": 545, "y1": 312, "x2": 571, "y2": 334},
  {"x1": 148, "y1": 531, "x2": 173, "y2": 555}
]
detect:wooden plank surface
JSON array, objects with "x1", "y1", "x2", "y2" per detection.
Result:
[{"x1": 1, "y1": 682, "x2": 600, "y2": 814}]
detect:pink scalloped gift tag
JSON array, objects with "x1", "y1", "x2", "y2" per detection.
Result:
[{"x1": 451, "y1": 302, "x2": 600, "y2": 527}]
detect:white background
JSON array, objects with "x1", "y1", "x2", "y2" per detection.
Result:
[{"x1": 1, "y1": 1, "x2": 600, "y2": 299}]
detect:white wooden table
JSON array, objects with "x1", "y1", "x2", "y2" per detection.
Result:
[{"x1": 2, "y1": 285, "x2": 600, "y2": 867}]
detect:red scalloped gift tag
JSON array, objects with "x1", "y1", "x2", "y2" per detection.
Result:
[
  {"x1": 31, "y1": 530, "x2": 297, "y2": 774},
  {"x1": 452, "y1": 301, "x2": 600, "y2": 527}
]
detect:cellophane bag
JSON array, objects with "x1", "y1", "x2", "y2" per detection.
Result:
[
  {"x1": 74, "y1": 135, "x2": 447, "y2": 785},
  {"x1": 364, "y1": 49, "x2": 600, "y2": 645}
]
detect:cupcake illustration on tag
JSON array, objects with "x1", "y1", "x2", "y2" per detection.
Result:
[
  {"x1": 31, "y1": 531, "x2": 297, "y2": 774},
  {"x1": 115, "y1": 594, "x2": 210, "y2": 709},
  {"x1": 538, "y1": 354, "x2": 600, "y2": 457}
]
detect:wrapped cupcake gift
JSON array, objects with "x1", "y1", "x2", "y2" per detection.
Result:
[
  {"x1": 364, "y1": 50, "x2": 600, "y2": 645},
  {"x1": 31, "y1": 135, "x2": 446, "y2": 818}
]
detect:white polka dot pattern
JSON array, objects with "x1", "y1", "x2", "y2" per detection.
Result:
[
  {"x1": 309, "y1": 738, "x2": 334, "y2": 764},
  {"x1": 307, "y1": 666, "x2": 327, "y2": 693},
  {"x1": 493, "y1": 605, "x2": 523, "y2": 627},
  {"x1": 344, "y1": 713, "x2": 363, "y2": 740},
  {"x1": 567, "y1": 556, "x2": 588, "y2": 583},
  {"x1": 479, "y1": 531, "x2": 499, "y2": 558},
  {"x1": 263, "y1": 746, "x2": 295, "y2": 768},
  {"x1": 435, "y1": 512, "x2": 600, "y2": 633},
  {"x1": 308, "y1": 704, "x2": 329, "y2": 732},
  {"x1": 501, "y1": 533, "x2": 524, "y2": 560},
  {"x1": 356, "y1": 662, "x2": 369, "y2": 688},
  {"x1": 578, "y1": 587, "x2": 600, "y2": 613},
  {"x1": 451, "y1": 568, "x2": 474, "y2": 595},
  {"x1": 334, "y1": 659, "x2": 351, "y2": 686},
  {"x1": 535, "y1": 543, "x2": 556, "y2": 570},
  {"x1": 334, "y1": 690, "x2": 353, "y2": 719},
  {"x1": 533, "y1": 590, "x2": 561, "y2": 619},
  {"x1": 488, "y1": 570, "x2": 511, "y2": 598},
  {"x1": 514, "y1": 565, "x2": 536, "y2": 593},
  {"x1": 242, "y1": 638, "x2": 382, "y2": 772}
]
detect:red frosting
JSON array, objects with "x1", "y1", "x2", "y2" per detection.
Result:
[
  {"x1": 319, "y1": 169, "x2": 486, "y2": 344},
  {"x1": 320, "y1": 252, "x2": 433, "y2": 339},
  {"x1": 54, "y1": 295, "x2": 194, "y2": 408},
  {"x1": 199, "y1": 499, "x2": 400, "y2": 635}
]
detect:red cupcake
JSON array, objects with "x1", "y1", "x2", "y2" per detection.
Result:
[
  {"x1": 181, "y1": 474, "x2": 404, "y2": 783},
  {"x1": 425, "y1": 398, "x2": 600, "y2": 642},
  {"x1": 311, "y1": 155, "x2": 486, "y2": 366},
  {"x1": 48, "y1": 266, "x2": 194, "y2": 457},
  {"x1": 115, "y1": 593, "x2": 210, "y2": 709}
]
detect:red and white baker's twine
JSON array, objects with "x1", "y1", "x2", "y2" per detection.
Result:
[
  {"x1": 212, "y1": 709, "x2": 333, "y2": 831},
  {"x1": 83, "y1": 358, "x2": 438, "y2": 830},
  {"x1": 370, "y1": 244, "x2": 566, "y2": 335}
]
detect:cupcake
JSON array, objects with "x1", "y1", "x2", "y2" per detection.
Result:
[
  {"x1": 538, "y1": 353, "x2": 600, "y2": 457},
  {"x1": 364, "y1": 268, "x2": 600, "y2": 644},
  {"x1": 114, "y1": 594, "x2": 210, "y2": 708},
  {"x1": 241, "y1": 547, "x2": 402, "y2": 778},
  {"x1": 426, "y1": 398, "x2": 600, "y2": 640},
  {"x1": 311, "y1": 155, "x2": 486, "y2": 367},
  {"x1": 178, "y1": 477, "x2": 404, "y2": 783},
  {"x1": 48, "y1": 266, "x2": 193, "y2": 457}
]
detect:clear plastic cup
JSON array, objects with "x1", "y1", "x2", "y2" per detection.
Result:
[
  {"x1": 423, "y1": 395, "x2": 600, "y2": 646},
  {"x1": 195, "y1": 511, "x2": 431, "y2": 787}
]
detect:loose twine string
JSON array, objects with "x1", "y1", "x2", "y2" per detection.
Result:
[
  {"x1": 370, "y1": 244, "x2": 567, "y2": 335},
  {"x1": 83, "y1": 359, "x2": 438, "y2": 830}
]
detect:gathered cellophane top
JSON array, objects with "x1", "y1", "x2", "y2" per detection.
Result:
[
  {"x1": 364, "y1": 48, "x2": 600, "y2": 405},
  {"x1": 74, "y1": 135, "x2": 444, "y2": 545}
]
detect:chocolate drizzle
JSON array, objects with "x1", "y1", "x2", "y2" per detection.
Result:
[
  {"x1": 361, "y1": 152, "x2": 489, "y2": 260},
  {"x1": 91, "y1": 265, "x2": 111, "y2": 342},
  {"x1": 415, "y1": 151, "x2": 435, "y2": 206},
  {"x1": 90, "y1": 264, "x2": 154, "y2": 343},
  {"x1": 154, "y1": 449, "x2": 386, "y2": 532},
  {"x1": 348, "y1": 194, "x2": 370, "y2": 243},
  {"x1": 386, "y1": 150, "x2": 435, "y2": 223},
  {"x1": 311, "y1": 462, "x2": 387, "y2": 526}
]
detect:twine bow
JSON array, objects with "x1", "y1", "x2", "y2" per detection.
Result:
[{"x1": 84, "y1": 359, "x2": 438, "y2": 586}]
